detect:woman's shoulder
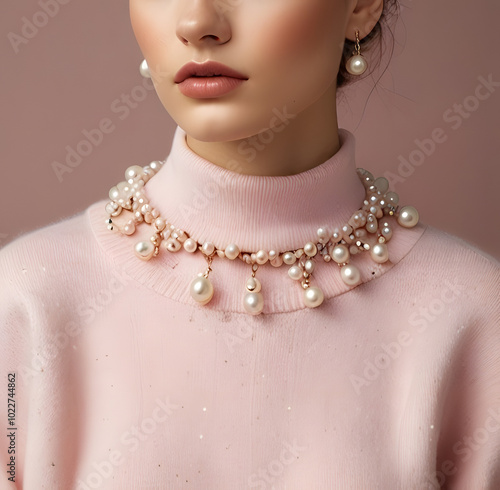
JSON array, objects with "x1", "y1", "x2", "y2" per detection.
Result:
[
  {"x1": 414, "y1": 224, "x2": 499, "y2": 269},
  {"x1": 402, "y1": 224, "x2": 499, "y2": 306},
  {"x1": 0, "y1": 201, "x2": 108, "y2": 293}
]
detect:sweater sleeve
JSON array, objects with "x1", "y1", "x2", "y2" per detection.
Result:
[
  {"x1": 0, "y1": 214, "x2": 93, "y2": 490},
  {"x1": 434, "y1": 251, "x2": 500, "y2": 489}
]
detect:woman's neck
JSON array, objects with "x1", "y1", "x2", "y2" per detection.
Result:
[
  {"x1": 143, "y1": 124, "x2": 362, "y2": 252},
  {"x1": 185, "y1": 86, "x2": 340, "y2": 177}
]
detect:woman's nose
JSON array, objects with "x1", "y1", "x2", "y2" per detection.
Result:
[{"x1": 176, "y1": 0, "x2": 232, "y2": 47}]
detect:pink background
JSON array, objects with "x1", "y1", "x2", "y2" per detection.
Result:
[{"x1": 1, "y1": 1, "x2": 499, "y2": 259}]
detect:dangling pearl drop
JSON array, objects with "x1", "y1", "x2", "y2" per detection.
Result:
[
  {"x1": 303, "y1": 286, "x2": 324, "y2": 308},
  {"x1": 289, "y1": 251, "x2": 324, "y2": 309},
  {"x1": 190, "y1": 274, "x2": 214, "y2": 306},
  {"x1": 370, "y1": 243, "x2": 389, "y2": 264},
  {"x1": 346, "y1": 55, "x2": 367, "y2": 75},
  {"x1": 346, "y1": 30, "x2": 368, "y2": 76},
  {"x1": 140, "y1": 59, "x2": 151, "y2": 79},
  {"x1": 190, "y1": 255, "x2": 214, "y2": 305},
  {"x1": 243, "y1": 268, "x2": 264, "y2": 315}
]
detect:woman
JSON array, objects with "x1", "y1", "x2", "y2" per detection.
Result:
[{"x1": 1, "y1": 0, "x2": 499, "y2": 488}]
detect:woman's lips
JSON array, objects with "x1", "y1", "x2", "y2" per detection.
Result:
[
  {"x1": 177, "y1": 76, "x2": 246, "y2": 98},
  {"x1": 175, "y1": 61, "x2": 248, "y2": 98},
  {"x1": 174, "y1": 60, "x2": 248, "y2": 83}
]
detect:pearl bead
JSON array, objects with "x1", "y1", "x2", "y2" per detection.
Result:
[
  {"x1": 153, "y1": 218, "x2": 166, "y2": 232},
  {"x1": 332, "y1": 244, "x2": 349, "y2": 264},
  {"x1": 243, "y1": 292, "x2": 264, "y2": 315},
  {"x1": 303, "y1": 286, "x2": 324, "y2": 308},
  {"x1": 381, "y1": 226, "x2": 393, "y2": 240},
  {"x1": 190, "y1": 276, "x2": 214, "y2": 305},
  {"x1": 245, "y1": 277, "x2": 262, "y2": 293},
  {"x1": 386, "y1": 191, "x2": 399, "y2": 206},
  {"x1": 288, "y1": 266, "x2": 303, "y2": 281},
  {"x1": 224, "y1": 243, "x2": 240, "y2": 260},
  {"x1": 346, "y1": 54, "x2": 367, "y2": 75},
  {"x1": 370, "y1": 243, "x2": 389, "y2": 263},
  {"x1": 283, "y1": 252, "x2": 296, "y2": 265},
  {"x1": 316, "y1": 226, "x2": 331, "y2": 242},
  {"x1": 149, "y1": 161, "x2": 160, "y2": 171},
  {"x1": 125, "y1": 165, "x2": 144, "y2": 182},
  {"x1": 304, "y1": 242, "x2": 317, "y2": 257},
  {"x1": 340, "y1": 264, "x2": 361, "y2": 286},
  {"x1": 397, "y1": 206, "x2": 419, "y2": 228},
  {"x1": 183, "y1": 238, "x2": 197, "y2": 253},
  {"x1": 135, "y1": 241, "x2": 155, "y2": 261},
  {"x1": 201, "y1": 242, "x2": 215, "y2": 256},
  {"x1": 304, "y1": 259, "x2": 315, "y2": 274},
  {"x1": 109, "y1": 186, "x2": 120, "y2": 201},
  {"x1": 366, "y1": 215, "x2": 378, "y2": 234},
  {"x1": 123, "y1": 221, "x2": 135, "y2": 236},
  {"x1": 256, "y1": 250, "x2": 269, "y2": 265},
  {"x1": 164, "y1": 238, "x2": 181, "y2": 252},
  {"x1": 373, "y1": 177, "x2": 389, "y2": 194}
]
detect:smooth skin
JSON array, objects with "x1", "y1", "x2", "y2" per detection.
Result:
[{"x1": 130, "y1": 0, "x2": 383, "y2": 176}]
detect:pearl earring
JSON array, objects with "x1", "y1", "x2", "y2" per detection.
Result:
[
  {"x1": 140, "y1": 59, "x2": 151, "y2": 79},
  {"x1": 346, "y1": 30, "x2": 368, "y2": 76}
]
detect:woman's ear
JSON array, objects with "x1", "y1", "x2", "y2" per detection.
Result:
[{"x1": 345, "y1": 0, "x2": 384, "y2": 41}]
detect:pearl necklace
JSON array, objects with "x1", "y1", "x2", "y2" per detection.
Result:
[{"x1": 105, "y1": 161, "x2": 419, "y2": 315}]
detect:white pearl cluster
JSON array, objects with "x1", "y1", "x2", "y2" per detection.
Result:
[{"x1": 105, "y1": 163, "x2": 419, "y2": 315}]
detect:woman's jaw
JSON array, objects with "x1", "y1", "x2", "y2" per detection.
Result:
[{"x1": 129, "y1": 0, "x2": 381, "y2": 175}]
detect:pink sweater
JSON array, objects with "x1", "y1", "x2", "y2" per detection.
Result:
[{"x1": 1, "y1": 126, "x2": 499, "y2": 489}]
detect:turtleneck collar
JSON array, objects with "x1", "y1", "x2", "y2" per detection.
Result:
[
  {"x1": 145, "y1": 126, "x2": 365, "y2": 252},
  {"x1": 88, "y1": 125, "x2": 427, "y2": 314}
]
